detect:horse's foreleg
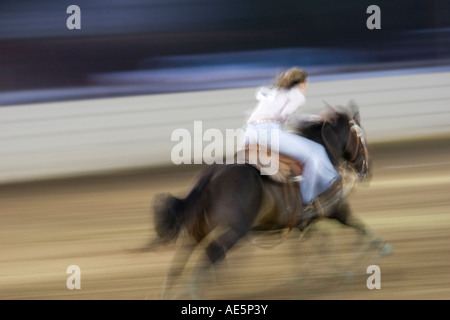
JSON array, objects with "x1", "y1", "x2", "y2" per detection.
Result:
[
  {"x1": 330, "y1": 201, "x2": 385, "y2": 248},
  {"x1": 327, "y1": 201, "x2": 393, "y2": 283}
]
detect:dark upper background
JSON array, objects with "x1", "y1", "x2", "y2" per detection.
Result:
[{"x1": 0, "y1": 0, "x2": 449, "y2": 102}]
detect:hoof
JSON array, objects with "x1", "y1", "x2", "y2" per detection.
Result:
[
  {"x1": 344, "y1": 270, "x2": 356, "y2": 284},
  {"x1": 369, "y1": 237, "x2": 383, "y2": 249},
  {"x1": 378, "y1": 242, "x2": 393, "y2": 257}
]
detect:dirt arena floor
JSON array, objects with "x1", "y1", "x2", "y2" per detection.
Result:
[{"x1": 1, "y1": 135, "x2": 449, "y2": 300}]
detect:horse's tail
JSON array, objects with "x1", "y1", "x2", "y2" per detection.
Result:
[{"x1": 152, "y1": 167, "x2": 215, "y2": 244}]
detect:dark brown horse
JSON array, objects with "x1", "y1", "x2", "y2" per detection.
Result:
[{"x1": 150, "y1": 103, "x2": 391, "y2": 298}]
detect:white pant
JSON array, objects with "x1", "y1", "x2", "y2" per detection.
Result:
[{"x1": 244, "y1": 122, "x2": 339, "y2": 205}]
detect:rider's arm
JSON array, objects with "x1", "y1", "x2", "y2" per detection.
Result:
[
  {"x1": 278, "y1": 88, "x2": 306, "y2": 121},
  {"x1": 297, "y1": 114, "x2": 322, "y2": 122}
]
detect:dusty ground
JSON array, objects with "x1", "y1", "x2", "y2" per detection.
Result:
[{"x1": 1, "y1": 135, "x2": 449, "y2": 300}]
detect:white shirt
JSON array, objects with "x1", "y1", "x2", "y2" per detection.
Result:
[{"x1": 246, "y1": 86, "x2": 306, "y2": 124}]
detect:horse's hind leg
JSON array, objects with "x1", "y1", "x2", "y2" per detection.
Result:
[
  {"x1": 160, "y1": 242, "x2": 196, "y2": 299},
  {"x1": 187, "y1": 227, "x2": 248, "y2": 299}
]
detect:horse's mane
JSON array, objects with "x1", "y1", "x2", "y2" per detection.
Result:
[
  {"x1": 292, "y1": 106, "x2": 353, "y2": 137},
  {"x1": 289, "y1": 106, "x2": 354, "y2": 166},
  {"x1": 293, "y1": 120, "x2": 324, "y2": 141}
]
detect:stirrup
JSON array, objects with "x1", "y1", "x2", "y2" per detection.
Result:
[
  {"x1": 291, "y1": 175, "x2": 303, "y2": 182},
  {"x1": 316, "y1": 186, "x2": 343, "y2": 213},
  {"x1": 306, "y1": 181, "x2": 344, "y2": 216}
]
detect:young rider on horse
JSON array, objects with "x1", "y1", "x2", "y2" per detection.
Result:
[{"x1": 244, "y1": 67, "x2": 342, "y2": 211}]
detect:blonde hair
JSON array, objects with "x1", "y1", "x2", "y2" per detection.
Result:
[{"x1": 274, "y1": 67, "x2": 308, "y2": 89}]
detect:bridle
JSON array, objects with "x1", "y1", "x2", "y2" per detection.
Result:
[{"x1": 345, "y1": 119, "x2": 370, "y2": 181}]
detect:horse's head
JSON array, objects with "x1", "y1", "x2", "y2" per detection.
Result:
[{"x1": 319, "y1": 101, "x2": 371, "y2": 182}]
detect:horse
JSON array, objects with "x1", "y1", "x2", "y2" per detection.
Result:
[{"x1": 149, "y1": 102, "x2": 391, "y2": 298}]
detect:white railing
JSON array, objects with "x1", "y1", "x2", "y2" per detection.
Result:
[{"x1": 1, "y1": 70, "x2": 449, "y2": 184}]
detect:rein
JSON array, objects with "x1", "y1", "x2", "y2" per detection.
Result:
[{"x1": 345, "y1": 119, "x2": 369, "y2": 178}]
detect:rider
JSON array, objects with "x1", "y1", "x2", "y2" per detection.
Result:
[{"x1": 244, "y1": 67, "x2": 342, "y2": 210}]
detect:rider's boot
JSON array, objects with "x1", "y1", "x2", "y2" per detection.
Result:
[
  {"x1": 313, "y1": 177, "x2": 344, "y2": 215},
  {"x1": 301, "y1": 178, "x2": 344, "y2": 222}
]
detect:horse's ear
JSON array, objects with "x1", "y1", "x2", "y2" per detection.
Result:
[
  {"x1": 321, "y1": 121, "x2": 341, "y2": 164},
  {"x1": 322, "y1": 100, "x2": 334, "y2": 110},
  {"x1": 321, "y1": 101, "x2": 338, "y2": 124},
  {"x1": 347, "y1": 100, "x2": 361, "y2": 124}
]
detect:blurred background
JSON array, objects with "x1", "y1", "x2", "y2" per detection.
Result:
[
  {"x1": 0, "y1": 0, "x2": 449, "y2": 300},
  {"x1": 1, "y1": 0, "x2": 449, "y2": 101}
]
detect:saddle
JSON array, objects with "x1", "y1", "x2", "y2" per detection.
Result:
[
  {"x1": 234, "y1": 144, "x2": 344, "y2": 231},
  {"x1": 234, "y1": 143, "x2": 304, "y2": 183},
  {"x1": 234, "y1": 143, "x2": 304, "y2": 229}
]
